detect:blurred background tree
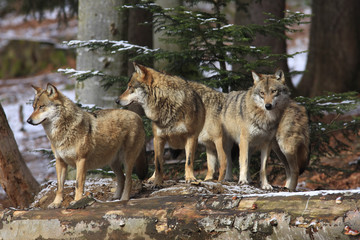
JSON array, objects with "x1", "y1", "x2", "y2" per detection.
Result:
[
  {"x1": 235, "y1": 0, "x2": 294, "y2": 92},
  {"x1": 1, "y1": 0, "x2": 360, "y2": 96},
  {"x1": 0, "y1": 0, "x2": 78, "y2": 24},
  {"x1": 297, "y1": 0, "x2": 360, "y2": 97}
]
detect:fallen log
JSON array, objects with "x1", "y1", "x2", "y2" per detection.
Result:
[{"x1": 1, "y1": 188, "x2": 360, "y2": 239}]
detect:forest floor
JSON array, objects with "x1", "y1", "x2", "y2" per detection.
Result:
[{"x1": 0, "y1": 5, "x2": 359, "y2": 210}]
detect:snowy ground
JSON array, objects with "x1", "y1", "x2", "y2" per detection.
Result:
[{"x1": 0, "y1": 6, "x2": 312, "y2": 200}]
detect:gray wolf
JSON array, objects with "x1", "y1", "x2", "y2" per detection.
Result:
[
  {"x1": 225, "y1": 99, "x2": 310, "y2": 191},
  {"x1": 27, "y1": 83, "x2": 146, "y2": 208},
  {"x1": 117, "y1": 63, "x2": 205, "y2": 186},
  {"x1": 272, "y1": 100, "x2": 310, "y2": 191},
  {"x1": 221, "y1": 70, "x2": 290, "y2": 189},
  {"x1": 188, "y1": 81, "x2": 229, "y2": 181}
]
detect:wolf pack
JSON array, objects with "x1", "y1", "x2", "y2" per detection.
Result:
[{"x1": 27, "y1": 62, "x2": 309, "y2": 208}]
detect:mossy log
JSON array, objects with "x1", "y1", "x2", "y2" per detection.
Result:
[{"x1": 1, "y1": 190, "x2": 360, "y2": 240}]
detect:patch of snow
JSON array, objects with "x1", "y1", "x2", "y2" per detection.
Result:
[
  {"x1": 30, "y1": 178, "x2": 116, "y2": 208},
  {"x1": 220, "y1": 24, "x2": 233, "y2": 29},
  {"x1": 242, "y1": 189, "x2": 360, "y2": 199}
]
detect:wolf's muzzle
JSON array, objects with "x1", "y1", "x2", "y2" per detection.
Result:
[
  {"x1": 27, "y1": 118, "x2": 34, "y2": 125},
  {"x1": 265, "y1": 104, "x2": 272, "y2": 110}
]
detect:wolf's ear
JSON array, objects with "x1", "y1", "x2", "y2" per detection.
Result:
[
  {"x1": 275, "y1": 69, "x2": 285, "y2": 84},
  {"x1": 133, "y1": 62, "x2": 152, "y2": 85},
  {"x1": 46, "y1": 83, "x2": 58, "y2": 98},
  {"x1": 31, "y1": 85, "x2": 43, "y2": 94},
  {"x1": 133, "y1": 62, "x2": 147, "y2": 77},
  {"x1": 252, "y1": 71, "x2": 261, "y2": 84}
]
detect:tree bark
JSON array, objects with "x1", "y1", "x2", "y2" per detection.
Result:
[
  {"x1": 76, "y1": 0, "x2": 127, "y2": 108},
  {"x1": 126, "y1": 0, "x2": 153, "y2": 116},
  {"x1": 127, "y1": 0, "x2": 153, "y2": 74},
  {"x1": 235, "y1": 0, "x2": 293, "y2": 91},
  {"x1": 1, "y1": 190, "x2": 359, "y2": 239},
  {"x1": 0, "y1": 104, "x2": 39, "y2": 208},
  {"x1": 297, "y1": 0, "x2": 360, "y2": 97},
  {"x1": 153, "y1": 0, "x2": 181, "y2": 70}
]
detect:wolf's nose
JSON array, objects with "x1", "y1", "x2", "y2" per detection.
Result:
[
  {"x1": 265, "y1": 104, "x2": 272, "y2": 110},
  {"x1": 115, "y1": 98, "x2": 120, "y2": 105},
  {"x1": 27, "y1": 118, "x2": 33, "y2": 124}
]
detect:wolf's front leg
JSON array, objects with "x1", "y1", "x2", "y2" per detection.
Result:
[
  {"x1": 204, "y1": 146, "x2": 217, "y2": 181},
  {"x1": 120, "y1": 155, "x2": 136, "y2": 201},
  {"x1": 148, "y1": 136, "x2": 165, "y2": 187},
  {"x1": 284, "y1": 152, "x2": 299, "y2": 191},
  {"x1": 238, "y1": 133, "x2": 249, "y2": 185},
  {"x1": 70, "y1": 158, "x2": 86, "y2": 205},
  {"x1": 110, "y1": 158, "x2": 125, "y2": 200},
  {"x1": 224, "y1": 138, "x2": 234, "y2": 182},
  {"x1": 48, "y1": 158, "x2": 67, "y2": 209},
  {"x1": 260, "y1": 144, "x2": 273, "y2": 190},
  {"x1": 184, "y1": 136, "x2": 198, "y2": 183},
  {"x1": 215, "y1": 137, "x2": 227, "y2": 182}
]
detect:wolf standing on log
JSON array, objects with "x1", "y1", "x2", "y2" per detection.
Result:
[
  {"x1": 222, "y1": 70, "x2": 290, "y2": 189},
  {"x1": 188, "y1": 81, "x2": 229, "y2": 182},
  {"x1": 271, "y1": 100, "x2": 310, "y2": 191},
  {"x1": 117, "y1": 63, "x2": 205, "y2": 186},
  {"x1": 27, "y1": 84, "x2": 146, "y2": 208}
]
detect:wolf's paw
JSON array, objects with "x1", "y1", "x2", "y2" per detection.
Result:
[
  {"x1": 224, "y1": 174, "x2": 234, "y2": 182},
  {"x1": 148, "y1": 178, "x2": 163, "y2": 189},
  {"x1": 238, "y1": 179, "x2": 249, "y2": 185},
  {"x1": 261, "y1": 183, "x2": 273, "y2": 190},
  {"x1": 224, "y1": 177, "x2": 234, "y2": 182},
  {"x1": 110, "y1": 194, "x2": 120, "y2": 201},
  {"x1": 48, "y1": 201, "x2": 62, "y2": 209},
  {"x1": 119, "y1": 195, "x2": 130, "y2": 202},
  {"x1": 67, "y1": 195, "x2": 96, "y2": 209},
  {"x1": 185, "y1": 176, "x2": 197, "y2": 183},
  {"x1": 204, "y1": 176, "x2": 214, "y2": 182}
]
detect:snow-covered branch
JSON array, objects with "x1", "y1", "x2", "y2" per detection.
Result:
[
  {"x1": 58, "y1": 68, "x2": 104, "y2": 78},
  {"x1": 65, "y1": 40, "x2": 159, "y2": 54}
]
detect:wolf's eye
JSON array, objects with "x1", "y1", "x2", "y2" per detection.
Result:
[
  {"x1": 39, "y1": 105, "x2": 45, "y2": 109},
  {"x1": 260, "y1": 91, "x2": 265, "y2": 96},
  {"x1": 272, "y1": 90, "x2": 277, "y2": 94}
]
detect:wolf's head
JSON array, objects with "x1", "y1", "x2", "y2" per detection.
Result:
[
  {"x1": 251, "y1": 70, "x2": 290, "y2": 111},
  {"x1": 27, "y1": 83, "x2": 61, "y2": 125},
  {"x1": 116, "y1": 62, "x2": 153, "y2": 106}
]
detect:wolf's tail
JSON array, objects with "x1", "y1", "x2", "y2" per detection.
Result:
[{"x1": 135, "y1": 145, "x2": 148, "y2": 180}]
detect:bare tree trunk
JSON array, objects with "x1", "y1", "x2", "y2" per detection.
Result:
[
  {"x1": 76, "y1": 0, "x2": 127, "y2": 108},
  {"x1": 153, "y1": 0, "x2": 181, "y2": 70},
  {"x1": 127, "y1": 0, "x2": 153, "y2": 74},
  {"x1": 0, "y1": 104, "x2": 39, "y2": 208},
  {"x1": 297, "y1": 0, "x2": 360, "y2": 97},
  {"x1": 235, "y1": 0, "x2": 293, "y2": 91},
  {"x1": 126, "y1": 0, "x2": 153, "y2": 116}
]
